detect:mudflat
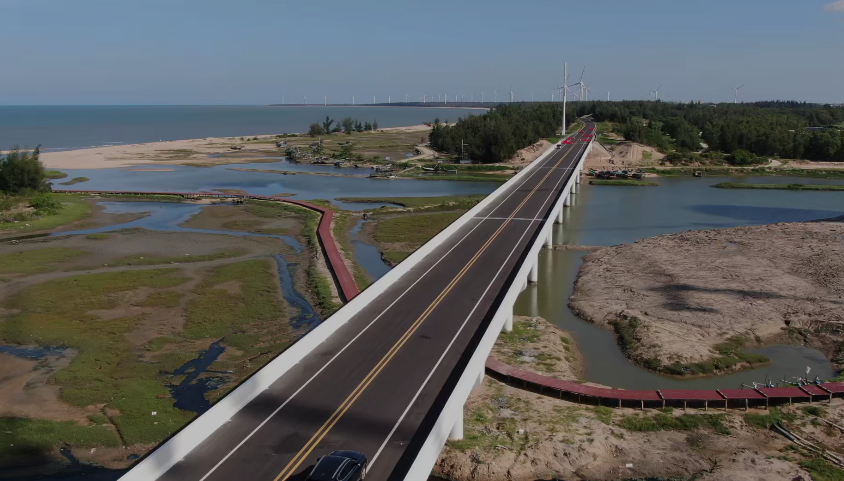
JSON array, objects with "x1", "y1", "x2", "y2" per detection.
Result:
[{"x1": 570, "y1": 219, "x2": 844, "y2": 376}]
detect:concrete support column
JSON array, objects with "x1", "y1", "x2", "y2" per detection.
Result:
[
  {"x1": 563, "y1": 191, "x2": 571, "y2": 207},
  {"x1": 476, "y1": 366, "x2": 485, "y2": 387},
  {"x1": 529, "y1": 258, "x2": 539, "y2": 284},
  {"x1": 448, "y1": 409, "x2": 464, "y2": 441},
  {"x1": 576, "y1": 166, "x2": 582, "y2": 184},
  {"x1": 502, "y1": 308, "x2": 513, "y2": 333},
  {"x1": 545, "y1": 229, "x2": 553, "y2": 248},
  {"x1": 521, "y1": 278, "x2": 527, "y2": 292},
  {"x1": 555, "y1": 206, "x2": 564, "y2": 224},
  {"x1": 571, "y1": 181, "x2": 578, "y2": 194}
]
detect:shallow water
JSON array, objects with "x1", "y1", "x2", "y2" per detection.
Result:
[
  {"x1": 514, "y1": 176, "x2": 844, "y2": 389},
  {"x1": 0, "y1": 344, "x2": 66, "y2": 360},
  {"x1": 350, "y1": 219, "x2": 391, "y2": 282},
  {"x1": 56, "y1": 163, "x2": 498, "y2": 204},
  {"x1": 169, "y1": 342, "x2": 227, "y2": 414}
]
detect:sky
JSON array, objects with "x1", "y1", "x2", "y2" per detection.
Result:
[{"x1": 1, "y1": 0, "x2": 843, "y2": 105}]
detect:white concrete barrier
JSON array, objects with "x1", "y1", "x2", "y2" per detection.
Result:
[
  {"x1": 119, "y1": 135, "x2": 576, "y2": 481},
  {"x1": 403, "y1": 140, "x2": 591, "y2": 481}
]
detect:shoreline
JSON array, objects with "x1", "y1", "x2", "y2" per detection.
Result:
[{"x1": 37, "y1": 123, "x2": 434, "y2": 170}]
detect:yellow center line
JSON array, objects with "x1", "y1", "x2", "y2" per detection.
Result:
[{"x1": 272, "y1": 145, "x2": 578, "y2": 481}]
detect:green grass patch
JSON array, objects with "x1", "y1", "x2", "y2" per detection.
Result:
[
  {"x1": 0, "y1": 194, "x2": 92, "y2": 234},
  {"x1": 44, "y1": 170, "x2": 68, "y2": 180},
  {"x1": 110, "y1": 249, "x2": 246, "y2": 267},
  {"x1": 146, "y1": 336, "x2": 179, "y2": 352},
  {"x1": 85, "y1": 233, "x2": 111, "y2": 240},
  {"x1": 0, "y1": 248, "x2": 86, "y2": 274},
  {"x1": 744, "y1": 407, "x2": 795, "y2": 429},
  {"x1": 619, "y1": 413, "x2": 730, "y2": 435},
  {"x1": 382, "y1": 250, "x2": 410, "y2": 265},
  {"x1": 713, "y1": 182, "x2": 844, "y2": 191},
  {"x1": 589, "y1": 179, "x2": 659, "y2": 186},
  {"x1": 87, "y1": 413, "x2": 109, "y2": 425},
  {"x1": 184, "y1": 259, "x2": 284, "y2": 339},
  {"x1": 374, "y1": 212, "x2": 462, "y2": 245},
  {"x1": 593, "y1": 406, "x2": 614, "y2": 425},
  {"x1": 546, "y1": 137, "x2": 561, "y2": 144},
  {"x1": 0, "y1": 417, "x2": 121, "y2": 458},
  {"x1": 0, "y1": 268, "x2": 194, "y2": 445},
  {"x1": 800, "y1": 458, "x2": 844, "y2": 481},
  {"x1": 308, "y1": 265, "x2": 340, "y2": 314},
  {"x1": 135, "y1": 291, "x2": 184, "y2": 308},
  {"x1": 59, "y1": 177, "x2": 90, "y2": 186}
]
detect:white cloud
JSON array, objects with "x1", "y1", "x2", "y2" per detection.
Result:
[{"x1": 823, "y1": 0, "x2": 844, "y2": 12}]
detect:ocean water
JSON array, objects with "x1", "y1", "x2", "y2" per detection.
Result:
[{"x1": 0, "y1": 105, "x2": 485, "y2": 151}]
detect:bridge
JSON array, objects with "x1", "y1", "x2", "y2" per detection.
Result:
[{"x1": 119, "y1": 121, "x2": 595, "y2": 481}]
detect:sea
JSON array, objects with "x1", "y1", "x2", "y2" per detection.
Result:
[{"x1": 0, "y1": 105, "x2": 485, "y2": 152}]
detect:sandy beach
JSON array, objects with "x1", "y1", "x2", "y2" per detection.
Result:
[{"x1": 38, "y1": 124, "x2": 433, "y2": 170}]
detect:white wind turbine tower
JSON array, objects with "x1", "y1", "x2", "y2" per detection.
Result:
[
  {"x1": 732, "y1": 85, "x2": 744, "y2": 104},
  {"x1": 352, "y1": 96, "x2": 355, "y2": 106},
  {"x1": 651, "y1": 85, "x2": 663, "y2": 101},
  {"x1": 494, "y1": 90, "x2": 498, "y2": 102},
  {"x1": 508, "y1": 85, "x2": 514, "y2": 103},
  {"x1": 405, "y1": 94, "x2": 409, "y2": 103},
  {"x1": 324, "y1": 96, "x2": 327, "y2": 106},
  {"x1": 303, "y1": 96, "x2": 307, "y2": 105}
]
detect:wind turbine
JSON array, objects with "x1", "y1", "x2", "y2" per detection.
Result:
[
  {"x1": 585, "y1": 81, "x2": 593, "y2": 101},
  {"x1": 405, "y1": 94, "x2": 409, "y2": 103},
  {"x1": 607, "y1": 91, "x2": 611, "y2": 101},
  {"x1": 303, "y1": 96, "x2": 307, "y2": 105},
  {"x1": 352, "y1": 95, "x2": 355, "y2": 106},
  {"x1": 480, "y1": 92, "x2": 484, "y2": 103},
  {"x1": 508, "y1": 85, "x2": 514, "y2": 103},
  {"x1": 578, "y1": 67, "x2": 586, "y2": 101},
  {"x1": 732, "y1": 85, "x2": 744, "y2": 104},
  {"x1": 652, "y1": 85, "x2": 663, "y2": 101},
  {"x1": 324, "y1": 96, "x2": 327, "y2": 106},
  {"x1": 493, "y1": 90, "x2": 498, "y2": 102}
]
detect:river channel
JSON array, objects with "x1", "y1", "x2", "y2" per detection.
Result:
[{"x1": 515, "y1": 175, "x2": 844, "y2": 390}]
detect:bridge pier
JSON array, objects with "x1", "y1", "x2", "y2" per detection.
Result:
[
  {"x1": 555, "y1": 206, "x2": 563, "y2": 224},
  {"x1": 503, "y1": 308, "x2": 513, "y2": 332},
  {"x1": 571, "y1": 180, "x2": 578, "y2": 194},
  {"x1": 576, "y1": 167, "x2": 582, "y2": 184},
  {"x1": 563, "y1": 190, "x2": 571, "y2": 207},
  {"x1": 448, "y1": 409, "x2": 464, "y2": 441},
  {"x1": 528, "y1": 259, "x2": 539, "y2": 283},
  {"x1": 476, "y1": 366, "x2": 485, "y2": 388},
  {"x1": 545, "y1": 230, "x2": 553, "y2": 249}
]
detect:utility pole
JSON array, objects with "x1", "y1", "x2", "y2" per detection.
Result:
[{"x1": 562, "y1": 63, "x2": 568, "y2": 138}]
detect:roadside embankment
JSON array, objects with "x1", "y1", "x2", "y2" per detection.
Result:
[{"x1": 570, "y1": 219, "x2": 844, "y2": 377}]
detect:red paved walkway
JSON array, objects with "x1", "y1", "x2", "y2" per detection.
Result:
[
  {"x1": 486, "y1": 358, "x2": 842, "y2": 409},
  {"x1": 52, "y1": 190, "x2": 360, "y2": 302}
]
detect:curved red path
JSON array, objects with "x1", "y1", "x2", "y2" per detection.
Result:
[
  {"x1": 52, "y1": 190, "x2": 360, "y2": 302},
  {"x1": 486, "y1": 358, "x2": 844, "y2": 408}
]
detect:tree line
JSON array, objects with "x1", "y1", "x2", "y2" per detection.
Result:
[
  {"x1": 428, "y1": 103, "x2": 576, "y2": 163},
  {"x1": 309, "y1": 116, "x2": 379, "y2": 136},
  {"x1": 571, "y1": 100, "x2": 844, "y2": 162}
]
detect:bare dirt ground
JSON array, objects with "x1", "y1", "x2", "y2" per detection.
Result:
[
  {"x1": 587, "y1": 141, "x2": 665, "y2": 171},
  {"x1": 0, "y1": 352, "x2": 89, "y2": 422},
  {"x1": 508, "y1": 140, "x2": 552, "y2": 167},
  {"x1": 435, "y1": 316, "x2": 840, "y2": 481},
  {"x1": 570, "y1": 219, "x2": 844, "y2": 373}
]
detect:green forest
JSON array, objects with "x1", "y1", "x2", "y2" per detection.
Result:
[
  {"x1": 429, "y1": 101, "x2": 844, "y2": 164},
  {"x1": 428, "y1": 103, "x2": 576, "y2": 163}
]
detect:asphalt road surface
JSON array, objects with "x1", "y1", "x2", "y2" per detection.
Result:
[{"x1": 157, "y1": 122, "x2": 594, "y2": 481}]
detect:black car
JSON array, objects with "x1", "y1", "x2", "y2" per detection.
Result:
[{"x1": 306, "y1": 451, "x2": 368, "y2": 481}]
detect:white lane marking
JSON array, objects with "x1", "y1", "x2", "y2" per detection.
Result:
[
  {"x1": 368, "y1": 141, "x2": 588, "y2": 469},
  {"x1": 193, "y1": 142, "x2": 570, "y2": 481},
  {"x1": 473, "y1": 217, "x2": 541, "y2": 222}
]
